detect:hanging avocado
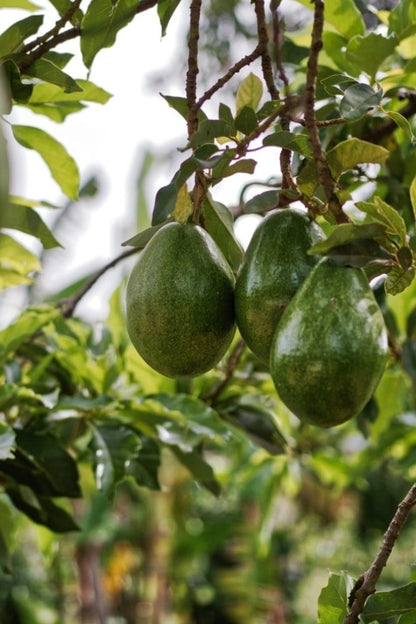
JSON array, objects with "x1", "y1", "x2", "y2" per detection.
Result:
[
  {"x1": 235, "y1": 209, "x2": 324, "y2": 364},
  {"x1": 126, "y1": 222, "x2": 236, "y2": 378},
  {"x1": 270, "y1": 258, "x2": 388, "y2": 427}
]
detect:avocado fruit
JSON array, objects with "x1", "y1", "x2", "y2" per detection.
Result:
[
  {"x1": 235, "y1": 209, "x2": 324, "y2": 363},
  {"x1": 126, "y1": 221, "x2": 236, "y2": 378},
  {"x1": 270, "y1": 258, "x2": 388, "y2": 427}
]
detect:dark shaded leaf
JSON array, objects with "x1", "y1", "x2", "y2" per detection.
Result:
[
  {"x1": 235, "y1": 106, "x2": 258, "y2": 135},
  {"x1": 189, "y1": 119, "x2": 233, "y2": 147},
  {"x1": 203, "y1": 197, "x2": 244, "y2": 272},
  {"x1": 126, "y1": 436, "x2": 161, "y2": 490},
  {"x1": 171, "y1": 446, "x2": 221, "y2": 496},
  {"x1": 318, "y1": 571, "x2": 355, "y2": 624},
  {"x1": 385, "y1": 266, "x2": 415, "y2": 295},
  {"x1": 263, "y1": 131, "x2": 313, "y2": 157},
  {"x1": 244, "y1": 190, "x2": 279, "y2": 213},
  {"x1": 308, "y1": 223, "x2": 387, "y2": 256},
  {"x1": 122, "y1": 220, "x2": 173, "y2": 248},
  {"x1": 6, "y1": 485, "x2": 79, "y2": 532}
]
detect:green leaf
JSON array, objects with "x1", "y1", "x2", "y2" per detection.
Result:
[
  {"x1": 189, "y1": 119, "x2": 234, "y2": 147},
  {"x1": 317, "y1": 571, "x2": 355, "y2": 624},
  {"x1": 157, "y1": 0, "x2": 182, "y2": 37},
  {"x1": 23, "y1": 58, "x2": 82, "y2": 93},
  {"x1": 263, "y1": 130, "x2": 313, "y2": 157},
  {"x1": 410, "y1": 175, "x2": 416, "y2": 222},
  {"x1": 0, "y1": 14, "x2": 43, "y2": 57},
  {"x1": 356, "y1": 197, "x2": 407, "y2": 245},
  {"x1": 171, "y1": 446, "x2": 221, "y2": 496},
  {"x1": 398, "y1": 611, "x2": 416, "y2": 624},
  {"x1": 362, "y1": 583, "x2": 416, "y2": 622},
  {"x1": 16, "y1": 429, "x2": 81, "y2": 498},
  {"x1": 0, "y1": 305, "x2": 58, "y2": 362},
  {"x1": 244, "y1": 190, "x2": 279, "y2": 213},
  {"x1": 48, "y1": 0, "x2": 83, "y2": 24},
  {"x1": 6, "y1": 485, "x2": 79, "y2": 532},
  {"x1": 327, "y1": 138, "x2": 389, "y2": 179},
  {"x1": 81, "y1": 0, "x2": 138, "y2": 68},
  {"x1": 0, "y1": 233, "x2": 41, "y2": 290},
  {"x1": 0, "y1": 424, "x2": 15, "y2": 460},
  {"x1": 295, "y1": 0, "x2": 364, "y2": 38},
  {"x1": 385, "y1": 266, "x2": 415, "y2": 295},
  {"x1": 0, "y1": 120, "x2": 9, "y2": 209},
  {"x1": 346, "y1": 33, "x2": 397, "y2": 79},
  {"x1": 28, "y1": 79, "x2": 112, "y2": 104},
  {"x1": 0, "y1": 201, "x2": 61, "y2": 248},
  {"x1": 12, "y1": 125, "x2": 79, "y2": 199},
  {"x1": 161, "y1": 93, "x2": 207, "y2": 122},
  {"x1": 0, "y1": 0, "x2": 40, "y2": 9},
  {"x1": 339, "y1": 83, "x2": 383, "y2": 121},
  {"x1": 235, "y1": 106, "x2": 258, "y2": 135},
  {"x1": 89, "y1": 423, "x2": 142, "y2": 496},
  {"x1": 309, "y1": 223, "x2": 387, "y2": 255},
  {"x1": 236, "y1": 72, "x2": 263, "y2": 114},
  {"x1": 380, "y1": 107, "x2": 416, "y2": 142},
  {"x1": 388, "y1": 0, "x2": 416, "y2": 40},
  {"x1": 215, "y1": 158, "x2": 257, "y2": 181},
  {"x1": 125, "y1": 436, "x2": 160, "y2": 490},
  {"x1": 203, "y1": 196, "x2": 244, "y2": 272}
]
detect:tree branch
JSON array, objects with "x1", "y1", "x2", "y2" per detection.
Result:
[
  {"x1": 343, "y1": 482, "x2": 416, "y2": 624},
  {"x1": 303, "y1": 0, "x2": 348, "y2": 223},
  {"x1": 208, "y1": 339, "x2": 246, "y2": 406},
  {"x1": 186, "y1": 0, "x2": 202, "y2": 140},
  {"x1": 254, "y1": 0, "x2": 279, "y2": 101},
  {"x1": 59, "y1": 247, "x2": 138, "y2": 318}
]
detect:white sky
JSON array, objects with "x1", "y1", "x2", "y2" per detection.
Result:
[{"x1": 3, "y1": 2, "x2": 282, "y2": 323}]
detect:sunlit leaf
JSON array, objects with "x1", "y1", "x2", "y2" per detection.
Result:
[
  {"x1": 356, "y1": 197, "x2": 407, "y2": 245},
  {"x1": 12, "y1": 125, "x2": 79, "y2": 199},
  {"x1": 23, "y1": 58, "x2": 82, "y2": 93},
  {"x1": 0, "y1": 201, "x2": 61, "y2": 248},
  {"x1": 327, "y1": 138, "x2": 389, "y2": 179},
  {"x1": 0, "y1": 0, "x2": 39, "y2": 9},
  {"x1": 295, "y1": 0, "x2": 364, "y2": 38},
  {"x1": 28, "y1": 79, "x2": 112, "y2": 104},
  {"x1": 0, "y1": 305, "x2": 58, "y2": 362},
  {"x1": 346, "y1": 33, "x2": 397, "y2": 79},
  {"x1": 388, "y1": 0, "x2": 416, "y2": 40},
  {"x1": 318, "y1": 571, "x2": 355, "y2": 624},
  {"x1": 236, "y1": 72, "x2": 263, "y2": 114},
  {"x1": 0, "y1": 14, "x2": 43, "y2": 57},
  {"x1": 172, "y1": 184, "x2": 193, "y2": 223},
  {"x1": 0, "y1": 233, "x2": 40, "y2": 290}
]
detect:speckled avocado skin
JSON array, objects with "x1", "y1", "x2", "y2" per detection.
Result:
[
  {"x1": 270, "y1": 258, "x2": 388, "y2": 427},
  {"x1": 126, "y1": 222, "x2": 236, "y2": 378},
  {"x1": 235, "y1": 209, "x2": 324, "y2": 364}
]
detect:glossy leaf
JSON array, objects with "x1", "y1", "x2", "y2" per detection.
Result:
[
  {"x1": 340, "y1": 84, "x2": 383, "y2": 121},
  {"x1": 0, "y1": 14, "x2": 43, "y2": 57},
  {"x1": 203, "y1": 196, "x2": 244, "y2": 272},
  {"x1": 388, "y1": 0, "x2": 416, "y2": 40},
  {"x1": 362, "y1": 583, "x2": 416, "y2": 622},
  {"x1": 0, "y1": 202, "x2": 61, "y2": 248},
  {"x1": 12, "y1": 125, "x2": 79, "y2": 199},
  {"x1": 89, "y1": 423, "x2": 142, "y2": 496},
  {"x1": 157, "y1": 0, "x2": 182, "y2": 37},
  {"x1": 385, "y1": 266, "x2": 415, "y2": 295},
  {"x1": 318, "y1": 571, "x2": 355, "y2": 624},
  {"x1": 81, "y1": 0, "x2": 138, "y2": 68},
  {"x1": 236, "y1": 72, "x2": 263, "y2": 114},
  {"x1": 23, "y1": 58, "x2": 82, "y2": 93}
]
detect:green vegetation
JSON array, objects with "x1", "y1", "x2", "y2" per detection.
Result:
[{"x1": 2, "y1": 0, "x2": 416, "y2": 622}]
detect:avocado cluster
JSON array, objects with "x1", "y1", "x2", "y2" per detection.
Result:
[
  {"x1": 126, "y1": 210, "x2": 388, "y2": 428},
  {"x1": 235, "y1": 209, "x2": 388, "y2": 428}
]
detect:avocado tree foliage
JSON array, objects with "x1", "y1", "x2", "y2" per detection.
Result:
[{"x1": 2, "y1": 0, "x2": 416, "y2": 621}]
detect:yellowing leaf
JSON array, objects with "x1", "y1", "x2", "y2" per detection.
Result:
[
  {"x1": 236, "y1": 73, "x2": 263, "y2": 114},
  {"x1": 172, "y1": 185, "x2": 193, "y2": 223},
  {"x1": 327, "y1": 138, "x2": 389, "y2": 179},
  {"x1": 12, "y1": 125, "x2": 79, "y2": 200}
]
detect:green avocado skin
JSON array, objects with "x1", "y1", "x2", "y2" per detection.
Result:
[
  {"x1": 235, "y1": 209, "x2": 324, "y2": 363},
  {"x1": 270, "y1": 258, "x2": 388, "y2": 428},
  {"x1": 126, "y1": 222, "x2": 236, "y2": 378}
]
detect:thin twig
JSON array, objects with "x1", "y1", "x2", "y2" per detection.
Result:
[
  {"x1": 343, "y1": 482, "x2": 416, "y2": 624},
  {"x1": 20, "y1": 0, "x2": 83, "y2": 55},
  {"x1": 303, "y1": 0, "x2": 348, "y2": 223},
  {"x1": 186, "y1": 0, "x2": 202, "y2": 140},
  {"x1": 254, "y1": 0, "x2": 279, "y2": 101},
  {"x1": 195, "y1": 44, "x2": 263, "y2": 111},
  {"x1": 59, "y1": 247, "x2": 138, "y2": 318},
  {"x1": 208, "y1": 339, "x2": 246, "y2": 406}
]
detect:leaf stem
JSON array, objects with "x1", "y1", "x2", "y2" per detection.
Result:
[
  {"x1": 59, "y1": 247, "x2": 138, "y2": 318},
  {"x1": 343, "y1": 481, "x2": 416, "y2": 624}
]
